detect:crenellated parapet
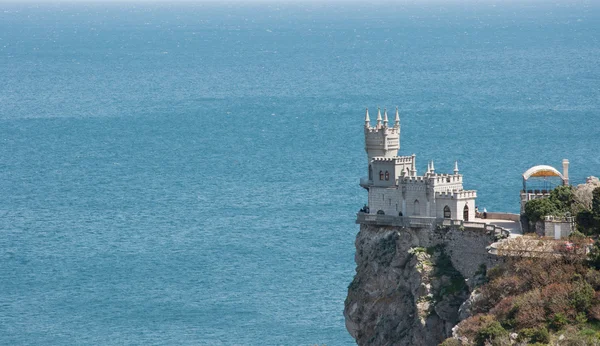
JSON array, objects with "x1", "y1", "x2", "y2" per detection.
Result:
[
  {"x1": 371, "y1": 156, "x2": 413, "y2": 163},
  {"x1": 435, "y1": 190, "x2": 477, "y2": 199}
]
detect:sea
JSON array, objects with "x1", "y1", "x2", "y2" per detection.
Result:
[{"x1": 0, "y1": 1, "x2": 599, "y2": 344}]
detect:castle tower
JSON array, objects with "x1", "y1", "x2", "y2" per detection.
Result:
[{"x1": 364, "y1": 107, "x2": 400, "y2": 163}]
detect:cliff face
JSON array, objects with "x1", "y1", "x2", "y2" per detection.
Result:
[{"x1": 344, "y1": 224, "x2": 499, "y2": 346}]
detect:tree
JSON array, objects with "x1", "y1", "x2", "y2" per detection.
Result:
[
  {"x1": 524, "y1": 198, "x2": 559, "y2": 224},
  {"x1": 593, "y1": 187, "x2": 600, "y2": 223},
  {"x1": 593, "y1": 187, "x2": 600, "y2": 215},
  {"x1": 550, "y1": 185, "x2": 574, "y2": 211}
]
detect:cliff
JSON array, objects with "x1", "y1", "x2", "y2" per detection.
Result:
[{"x1": 344, "y1": 224, "x2": 501, "y2": 346}]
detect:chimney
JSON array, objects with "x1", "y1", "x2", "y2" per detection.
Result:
[{"x1": 562, "y1": 159, "x2": 569, "y2": 186}]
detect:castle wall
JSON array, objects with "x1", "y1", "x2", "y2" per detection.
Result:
[{"x1": 368, "y1": 187, "x2": 402, "y2": 216}]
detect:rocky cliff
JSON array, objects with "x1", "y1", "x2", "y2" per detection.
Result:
[{"x1": 344, "y1": 224, "x2": 501, "y2": 345}]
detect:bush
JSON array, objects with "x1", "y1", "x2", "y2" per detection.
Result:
[
  {"x1": 577, "y1": 209, "x2": 596, "y2": 234},
  {"x1": 474, "y1": 321, "x2": 509, "y2": 346},
  {"x1": 586, "y1": 269, "x2": 600, "y2": 290},
  {"x1": 570, "y1": 281, "x2": 595, "y2": 312},
  {"x1": 440, "y1": 338, "x2": 462, "y2": 346},
  {"x1": 517, "y1": 326, "x2": 550, "y2": 344},
  {"x1": 589, "y1": 241, "x2": 600, "y2": 270},
  {"x1": 457, "y1": 314, "x2": 497, "y2": 341},
  {"x1": 525, "y1": 198, "x2": 560, "y2": 224},
  {"x1": 550, "y1": 312, "x2": 569, "y2": 330}
]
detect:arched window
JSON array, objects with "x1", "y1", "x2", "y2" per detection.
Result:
[
  {"x1": 463, "y1": 204, "x2": 469, "y2": 221},
  {"x1": 369, "y1": 165, "x2": 373, "y2": 180},
  {"x1": 385, "y1": 171, "x2": 390, "y2": 181},
  {"x1": 377, "y1": 210, "x2": 385, "y2": 215},
  {"x1": 379, "y1": 171, "x2": 384, "y2": 180},
  {"x1": 398, "y1": 211, "x2": 403, "y2": 217},
  {"x1": 443, "y1": 206, "x2": 451, "y2": 219},
  {"x1": 413, "y1": 200, "x2": 420, "y2": 216}
]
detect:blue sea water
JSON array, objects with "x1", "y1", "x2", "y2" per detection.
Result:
[{"x1": 0, "y1": 1, "x2": 599, "y2": 344}]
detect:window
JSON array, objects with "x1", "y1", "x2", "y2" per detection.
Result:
[
  {"x1": 385, "y1": 171, "x2": 390, "y2": 181},
  {"x1": 379, "y1": 171, "x2": 384, "y2": 180},
  {"x1": 443, "y1": 206, "x2": 451, "y2": 219},
  {"x1": 369, "y1": 165, "x2": 373, "y2": 180},
  {"x1": 413, "y1": 200, "x2": 420, "y2": 215},
  {"x1": 377, "y1": 210, "x2": 385, "y2": 215},
  {"x1": 463, "y1": 204, "x2": 469, "y2": 221}
]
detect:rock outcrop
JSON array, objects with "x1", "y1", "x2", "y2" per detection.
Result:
[{"x1": 344, "y1": 224, "x2": 500, "y2": 346}]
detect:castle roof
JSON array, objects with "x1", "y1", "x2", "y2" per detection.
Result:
[{"x1": 522, "y1": 165, "x2": 564, "y2": 181}]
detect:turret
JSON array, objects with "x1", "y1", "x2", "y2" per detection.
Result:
[
  {"x1": 376, "y1": 108, "x2": 382, "y2": 129},
  {"x1": 364, "y1": 108, "x2": 370, "y2": 128},
  {"x1": 383, "y1": 108, "x2": 389, "y2": 128},
  {"x1": 394, "y1": 107, "x2": 400, "y2": 128},
  {"x1": 454, "y1": 161, "x2": 459, "y2": 175}
]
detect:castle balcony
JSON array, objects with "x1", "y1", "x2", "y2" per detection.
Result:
[
  {"x1": 359, "y1": 177, "x2": 372, "y2": 189},
  {"x1": 356, "y1": 213, "x2": 437, "y2": 228},
  {"x1": 356, "y1": 213, "x2": 511, "y2": 239}
]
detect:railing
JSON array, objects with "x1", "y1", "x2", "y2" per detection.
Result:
[
  {"x1": 483, "y1": 212, "x2": 520, "y2": 221},
  {"x1": 544, "y1": 215, "x2": 575, "y2": 223},
  {"x1": 356, "y1": 213, "x2": 510, "y2": 238}
]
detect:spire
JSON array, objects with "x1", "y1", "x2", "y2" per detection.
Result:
[
  {"x1": 454, "y1": 161, "x2": 459, "y2": 174},
  {"x1": 383, "y1": 108, "x2": 389, "y2": 127},
  {"x1": 364, "y1": 108, "x2": 370, "y2": 127},
  {"x1": 376, "y1": 107, "x2": 382, "y2": 128},
  {"x1": 394, "y1": 107, "x2": 400, "y2": 128},
  {"x1": 427, "y1": 161, "x2": 431, "y2": 174},
  {"x1": 430, "y1": 160, "x2": 435, "y2": 172}
]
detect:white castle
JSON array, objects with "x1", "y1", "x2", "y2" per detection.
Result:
[{"x1": 360, "y1": 107, "x2": 477, "y2": 221}]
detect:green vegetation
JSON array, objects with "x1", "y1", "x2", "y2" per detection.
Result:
[
  {"x1": 524, "y1": 185, "x2": 574, "y2": 224},
  {"x1": 442, "y1": 237, "x2": 600, "y2": 345},
  {"x1": 425, "y1": 245, "x2": 468, "y2": 299},
  {"x1": 524, "y1": 185, "x2": 600, "y2": 235}
]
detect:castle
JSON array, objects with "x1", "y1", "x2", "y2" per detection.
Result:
[{"x1": 359, "y1": 107, "x2": 477, "y2": 221}]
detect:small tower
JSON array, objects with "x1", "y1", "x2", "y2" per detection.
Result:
[
  {"x1": 454, "y1": 161, "x2": 459, "y2": 175},
  {"x1": 364, "y1": 107, "x2": 401, "y2": 163},
  {"x1": 394, "y1": 107, "x2": 400, "y2": 129},
  {"x1": 383, "y1": 108, "x2": 389, "y2": 128}
]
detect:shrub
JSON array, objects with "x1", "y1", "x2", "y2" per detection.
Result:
[
  {"x1": 490, "y1": 296, "x2": 517, "y2": 328},
  {"x1": 541, "y1": 283, "x2": 574, "y2": 318},
  {"x1": 589, "y1": 304, "x2": 600, "y2": 321},
  {"x1": 514, "y1": 290, "x2": 547, "y2": 328},
  {"x1": 457, "y1": 314, "x2": 497, "y2": 341},
  {"x1": 439, "y1": 338, "x2": 462, "y2": 346},
  {"x1": 474, "y1": 321, "x2": 508, "y2": 346},
  {"x1": 586, "y1": 269, "x2": 600, "y2": 290},
  {"x1": 576, "y1": 312, "x2": 589, "y2": 325},
  {"x1": 577, "y1": 209, "x2": 596, "y2": 234},
  {"x1": 524, "y1": 198, "x2": 560, "y2": 224},
  {"x1": 570, "y1": 281, "x2": 595, "y2": 312},
  {"x1": 550, "y1": 312, "x2": 568, "y2": 330},
  {"x1": 517, "y1": 326, "x2": 550, "y2": 344}
]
